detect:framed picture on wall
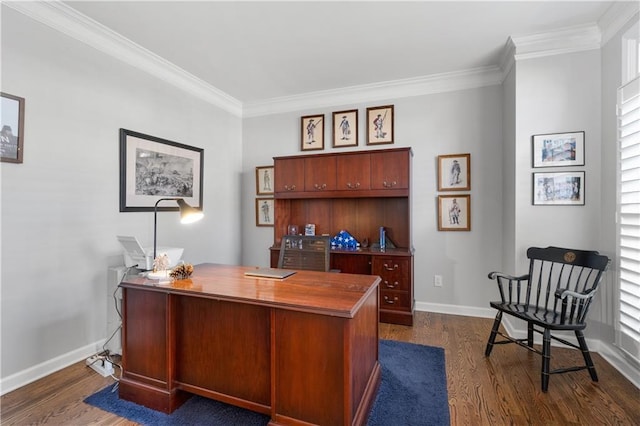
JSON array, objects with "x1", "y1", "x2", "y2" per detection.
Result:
[
  {"x1": 301, "y1": 114, "x2": 324, "y2": 151},
  {"x1": 332, "y1": 109, "x2": 358, "y2": 148},
  {"x1": 437, "y1": 153, "x2": 471, "y2": 191},
  {"x1": 438, "y1": 194, "x2": 471, "y2": 231},
  {"x1": 119, "y1": 128, "x2": 204, "y2": 212},
  {"x1": 532, "y1": 171, "x2": 585, "y2": 205},
  {"x1": 1, "y1": 92, "x2": 25, "y2": 163},
  {"x1": 532, "y1": 131, "x2": 585, "y2": 168},
  {"x1": 366, "y1": 105, "x2": 394, "y2": 145},
  {"x1": 255, "y1": 165, "x2": 274, "y2": 195},
  {"x1": 256, "y1": 198, "x2": 275, "y2": 227}
]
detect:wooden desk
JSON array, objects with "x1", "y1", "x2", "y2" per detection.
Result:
[{"x1": 119, "y1": 263, "x2": 381, "y2": 426}]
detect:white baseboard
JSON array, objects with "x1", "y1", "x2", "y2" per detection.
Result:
[
  {"x1": 0, "y1": 339, "x2": 106, "y2": 396},
  {"x1": 415, "y1": 302, "x2": 640, "y2": 390}
]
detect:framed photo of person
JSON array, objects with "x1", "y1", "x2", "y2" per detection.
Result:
[
  {"x1": 332, "y1": 109, "x2": 358, "y2": 148},
  {"x1": 256, "y1": 198, "x2": 275, "y2": 226},
  {"x1": 438, "y1": 194, "x2": 471, "y2": 231},
  {"x1": 437, "y1": 153, "x2": 471, "y2": 191},
  {"x1": 255, "y1": 165, "x2": 274, "y2": 196},
  {"x1": 1, "y1": 92, "x2": 25, "y2": 163},
  {"x1": 300, "y1": 114, "x2": 324, "y2": 151},
  {"x1": 532, "y1": 131, "x2": 585, "y2": 168},
  {"x1": 366, "y1": 105, "x2": 394, "y2": 145},
  {"x1": 532, "y1": 171, "x2": 585, "y2": 206}
]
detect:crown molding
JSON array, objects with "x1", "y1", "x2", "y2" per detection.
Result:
[
  {"x1": 510, "y1": 23, "x2": 601, "y2": 62},
  {"x1": 599, "y1": 1, "x2": 640, "y2": 46},
  {"x1": 243, "y1": 66, "x2": 503, "y2": 118},
  {"x1": 5, "y1": 0, "x2": 243, "y2": 117}
]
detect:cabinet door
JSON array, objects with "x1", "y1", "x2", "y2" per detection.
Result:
[
  {"x1": 305, "y1": 156, "x2": 336, "y2": 192},
  {"x1": 370, "y1": 150, "x2": 409, "y2": 190},
  {"x1": 274, "y1": 158, "x2": 304, "y2": 193},
  {"x1": 336, "y1": 154, "x2": 370, "y2": 191}
]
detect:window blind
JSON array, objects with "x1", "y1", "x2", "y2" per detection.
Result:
[{"x1": 617, "y1": 76, "x2": 640, "y2": 362}]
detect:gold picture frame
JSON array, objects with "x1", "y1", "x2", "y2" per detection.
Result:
[
  {"x1": 437, "y1": 153, "x2": 471, "y2": 191},
  {"x1": 438, "y1": 194, "x2": 471, "y2": 231},
  {"x1": 256, "y1": 198, "x2": 275, "y2": 227},
  {"x1": 255, "y1": 165, "x2": 274, "y2": 196}
]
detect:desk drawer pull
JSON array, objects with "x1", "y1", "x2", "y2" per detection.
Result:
[
  {"x1": 383, "y1": 295, "x2": 398, "y2": 305},
  {"x1": 384, "y1": 280, "x2": 399, "y2": 289},
  {"x1": 382, "y1": 180, "x2": 397, "y2": 188},
  {"x1": 284, "y1": 184, "x2": 296, "y2": 191},
  {"x1": 346, "y1": 182, "x2": 360, "y2": 189},
  {"x1": 383, "y1": 263, "x2": 399, "y2": 271},
  {"x1": 313, "y1": 183, "x2": 327, "y2": 190}
]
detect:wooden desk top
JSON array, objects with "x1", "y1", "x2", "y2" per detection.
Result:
[{"x1": 120, "y1": 263, "x2": 380, "y2": 318}]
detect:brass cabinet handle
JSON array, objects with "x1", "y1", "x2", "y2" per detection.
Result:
[
  {"x1": 346, "y1": 182, "x2": 361, "y2": 189},
  {"x1": 383, "y1": 295, "x2": 399, "y2": 304},
  {"x1": 382, "y1": 180, "x2": 397, "y2": 188},
  {"x1": 284, "y1": 184, "x2": 296, "y2": 191},
  {"x1": 314, "y1": 183, "x2": 327, "y2": 190},
  {"x1": 383, "y1": 263, "x2": 399, "y2": 271},
  {"x1": 383, "y1": 280, "x2": 399, "y2": 289}
]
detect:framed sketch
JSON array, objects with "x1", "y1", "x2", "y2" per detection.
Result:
[
  {"x1": 438, "y1": 153, "x2": 471, "y2": 191},
  {"x1": 1, "y1": 92, "x2": 25, "y2": 163},
  {"x1": 438, "y1": 194, "x2": 471, "y2": 231},
  {"x1": 533, "y1": 171, "x2": 585, "y2": 206},
  {"x1": 301, "y1": 114, "x2": 324, "y2": 151},
  {"x1": 332, "y1": 109, "x2": 358, "y2": 148},
  {"x1": 119, "y1": 128, "x2": 204, "y2": 212},
  {"x1": 256, "y1": 165, "x2": 274, "y2": 195},
  {"x1": 256, "y1": 198, "x2": 275, "y2": 227},
  {"x1": 532, "y1": 131, "x2": 585, "y2": 168},
  {"x1": 366, "y1": 105, "x2": 394, "y2": 145}
]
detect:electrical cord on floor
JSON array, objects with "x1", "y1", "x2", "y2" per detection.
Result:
[{"x1": 88, "y1": 266, "x2": 136, "y2": 382}]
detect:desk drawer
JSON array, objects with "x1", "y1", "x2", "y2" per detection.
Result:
[{"x1": 380, "y1": 290, "x2": 411, "y2": 310}]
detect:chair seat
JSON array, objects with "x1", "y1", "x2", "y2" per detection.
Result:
[{"x1": 489, "y1": 301, "x2": 588, "y2": 331}]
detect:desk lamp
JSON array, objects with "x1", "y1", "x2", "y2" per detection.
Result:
[{"x1": 154, "y1": 198, "x2": 204, "y2": 261}]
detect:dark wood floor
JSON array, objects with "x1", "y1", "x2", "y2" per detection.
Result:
[{"x1": 2, "y1": 311, "x2": 638, "y2": 425}]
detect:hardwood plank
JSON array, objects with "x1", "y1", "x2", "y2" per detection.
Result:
[{"x1": 2, "y1": 311, "x2": 638, "y2": 425}]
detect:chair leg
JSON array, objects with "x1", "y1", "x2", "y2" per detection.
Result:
[
  {"x1": 541, "y1": 328, "x2": 551, "y2": 392},
  {"x1": 485, "y1": 311, "x2": 502, "y2": 357},
  {"x1": 527, "y1": 322, "x2": 534, "y2": 348},
  {"x1": 576, "y1": 330, "x2": 598, "y2": 382}
]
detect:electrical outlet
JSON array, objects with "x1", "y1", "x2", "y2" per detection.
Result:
[
  {"x1": 86, "y1": 356, "x2": 114, "y2": 377},
  {"x1": 434, "y1": 275, "x2": 443, "y2": 287}
]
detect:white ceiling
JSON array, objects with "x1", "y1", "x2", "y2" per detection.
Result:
[{"x1": 59, "y1": 1, "x2": 625, "y2": 105}]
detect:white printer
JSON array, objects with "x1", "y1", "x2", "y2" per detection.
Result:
[{"x1": 117, "y1": 235, "x2": 184, "y2": 270}]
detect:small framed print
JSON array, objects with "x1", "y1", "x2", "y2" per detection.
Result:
[
  {"x1": 301, "y1": 114, "x2": 324, "y2": 151},
  {"x1": 533, "y1": 171, "x2": 585, "y2": 206},
  {"x1": 438, "y1": 153, "x2": 471, "y2": 191},
  {"x1": 438, "y1": 195, "x2": 470, "y2": 231},
  {"x1": 256, "y1": 198, "x2": 275, "y2": 226},
  {"x1": 255, "y1": 165, "x2": 274, "y2": 196},
  {"x1": 532, "y1": 131, "x2": 585, "y2": 168},
  {"x1": 332, "y1": 109, "x2": 358, "y2": 148},
  {"x1": 1, "y1": 92, "x2": 25, "y2": 163},
  {"x1": 366, "y1": 105, "x2": 394, "y2": 145}
]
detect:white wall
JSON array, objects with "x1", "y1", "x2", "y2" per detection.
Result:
[
  {"x1": 0, "y1": 7, "x2": 242, "y2": 388},
  {"x1": 242, "y1": 86, "x2": 504, "y2": 313}
]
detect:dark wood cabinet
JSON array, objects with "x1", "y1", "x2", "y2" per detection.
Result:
[
  {"x1": 272, "y1": 147, "x2": 414, "y2": 325},
  {"x1": 305, "y1": 156, "x2": 336, "y2": 192},
  {"x1": 274, "y1": 157, "x2": 304, "y2": 193}
]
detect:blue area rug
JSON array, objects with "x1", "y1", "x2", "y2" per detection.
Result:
[{"x1": 84, "y1": 340, "x2": 449, "y2": 425}]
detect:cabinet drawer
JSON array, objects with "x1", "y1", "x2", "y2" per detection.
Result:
[
  {"x1": 372, "y1": 258, "x2": 409, "y2": 282},
  {"x1": 380, "y1": 290, "x2": 411, "y2": 310}
]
